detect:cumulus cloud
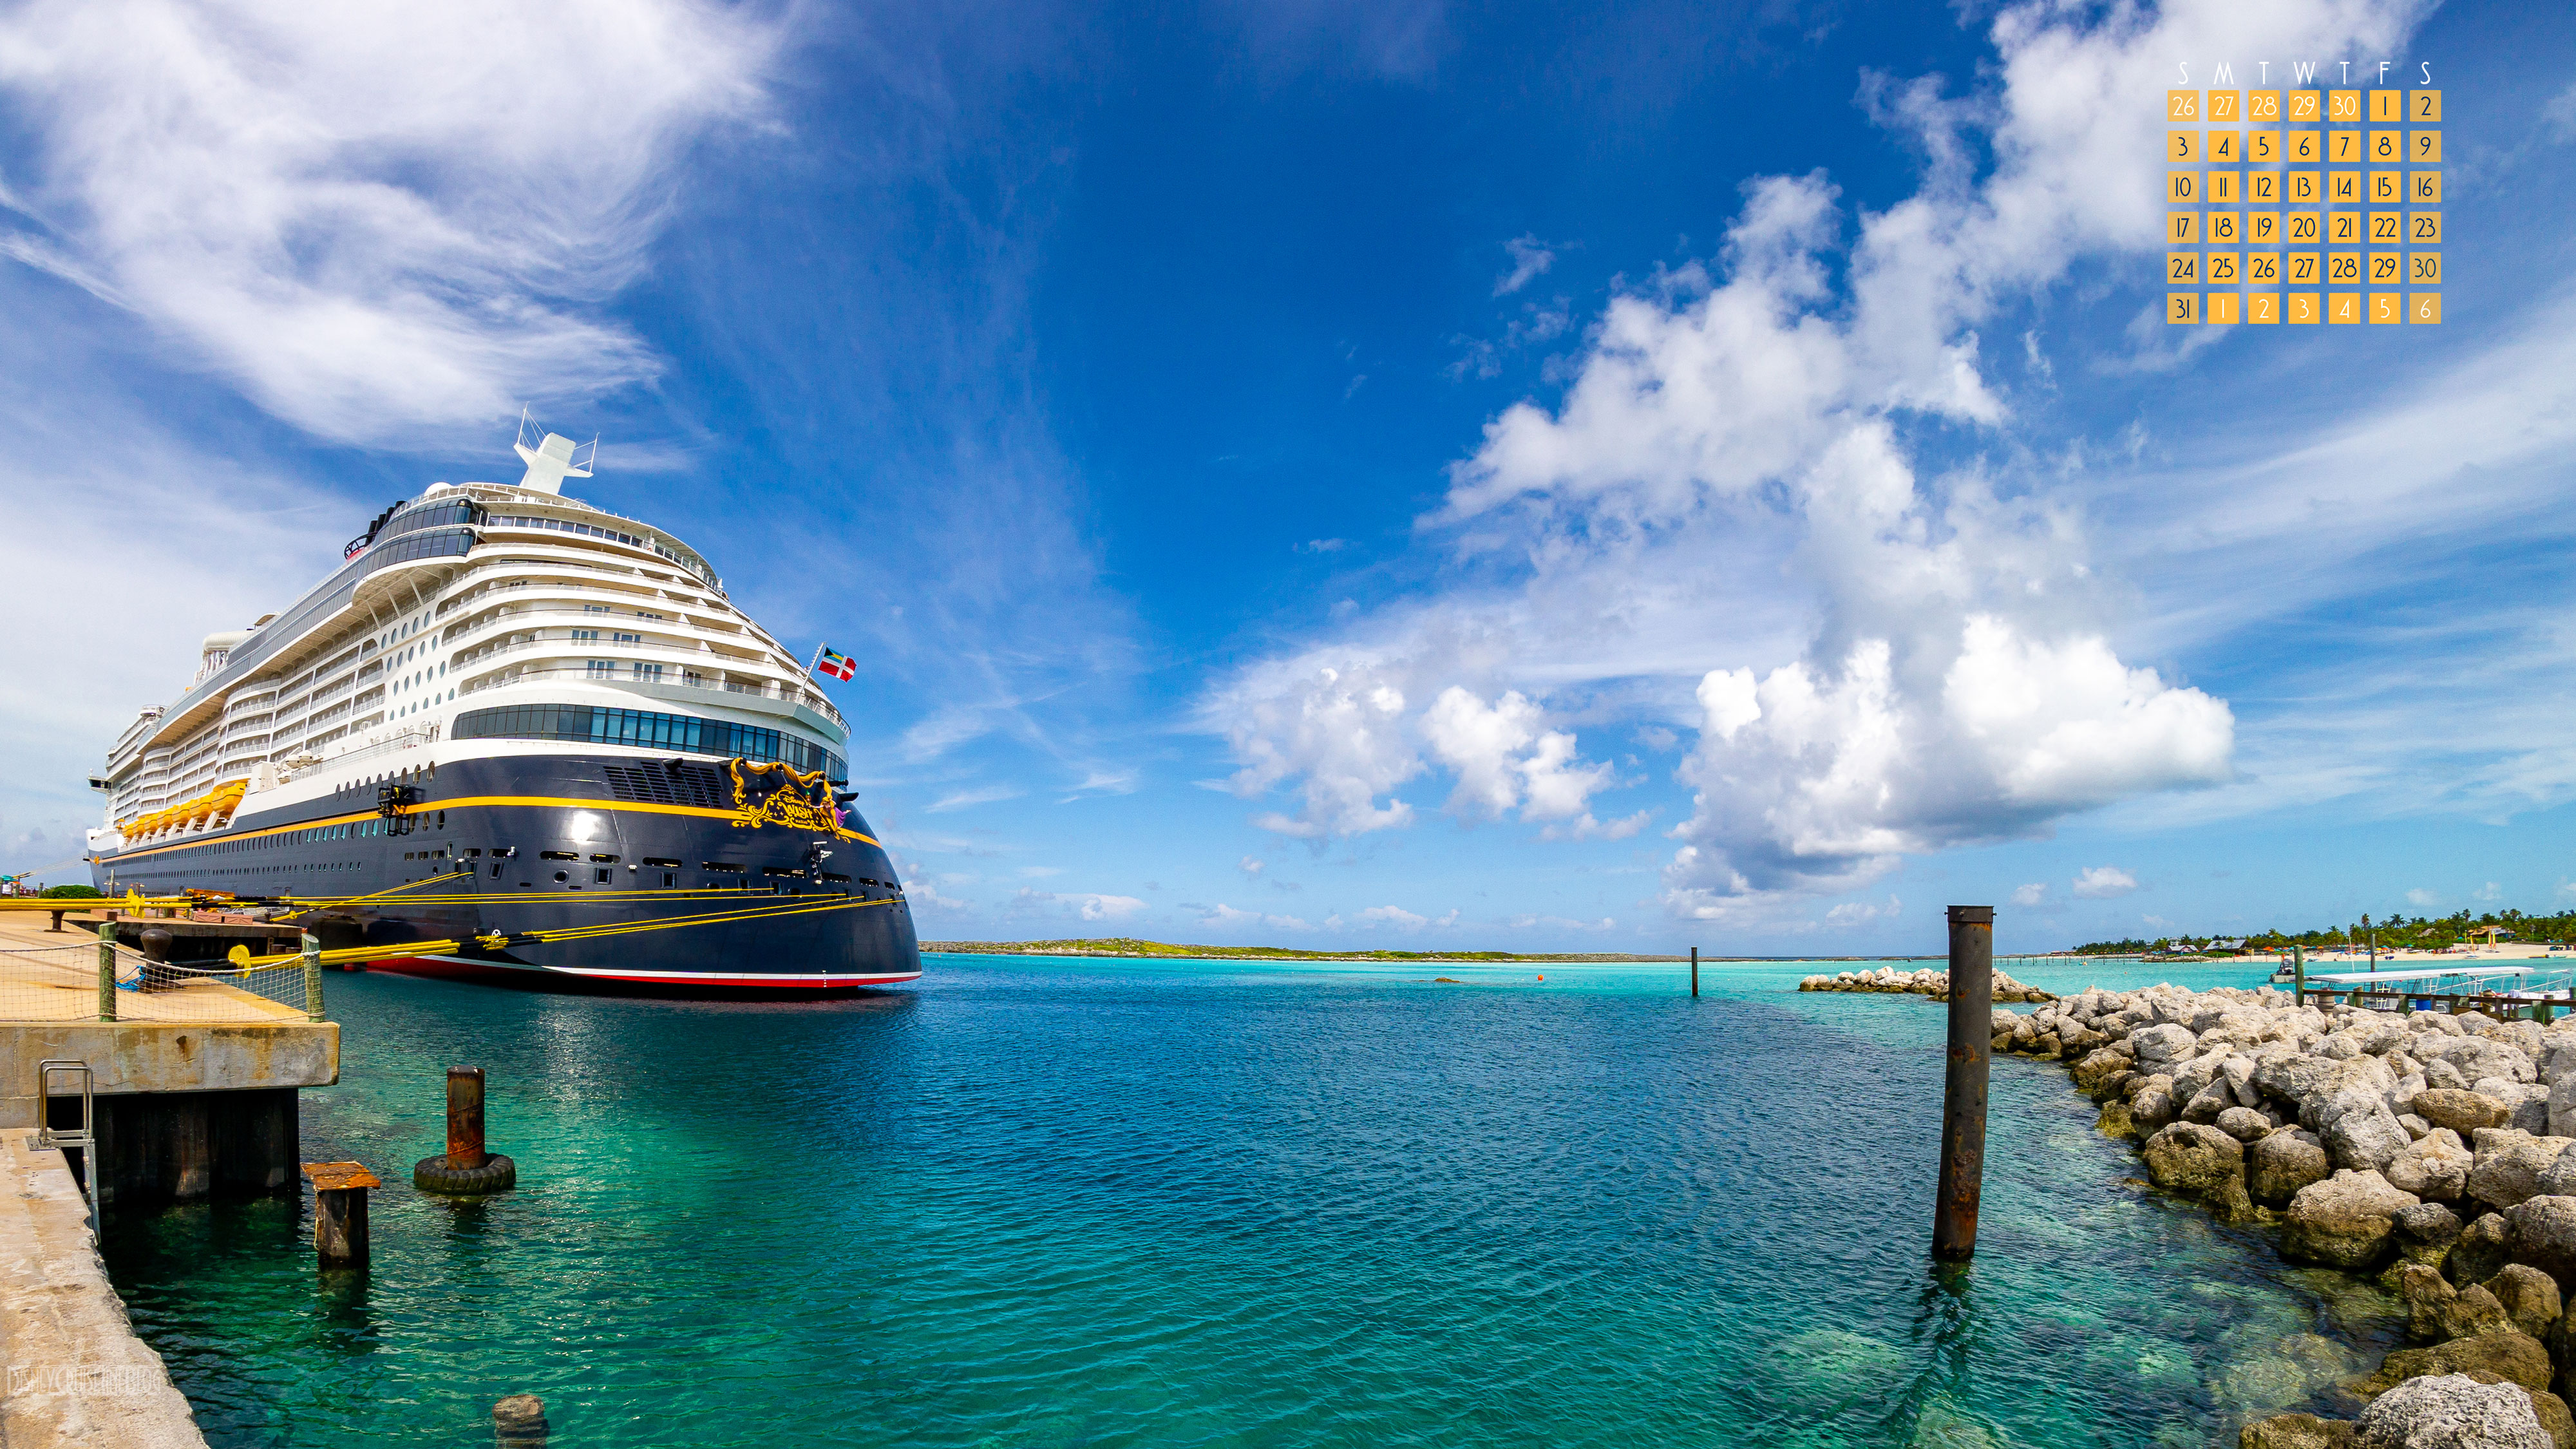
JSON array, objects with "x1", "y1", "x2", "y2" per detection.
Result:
[
  {"x1": 1421, "y1": 687, "x2": 1615, "y2": 825},
  {"x1": 1358, "y1": 904, "x2": 1428, "y2": 929},
  {"x1": 1011, "y1": 888, "x2": 1146, "y2": 922},
  {"x1": 1202, "y1": 903, "x2": 1311, "y2": 931},
  {"x1": 2405, "y1": 887, "x2": 2439, "y2": 907},
  {"x1": 1823, "y1": 896, "x2": 1899, "y2": 927},
  {"x1": 0, "y1": 0, "x2": 777, "y2": 442},
  {"x1": 2011, "y1": 882, "x2": 2047, "y2": 907},
  {"x1": 2071, "y1": 866, "x2": 2138, "y2": 900},
  {"x1": 1238, "y1": 856, "x2": 1265, "y2": 876}
]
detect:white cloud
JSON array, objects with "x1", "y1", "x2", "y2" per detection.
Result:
[
  {"x1": 1494, "y1": 234, "x2": 1557, "y2": 296},
  {"x1": 1202, "y1": 902, "x2": 1310, "y2": 931},
  {"x1": 0, "y1": 0, "x2": 779, "y2": 443},
  {"x1": 2405, "y1": 887, "x2": 2439, "y2": 907},
  {"x1": 1075, "y1": 893, "x2": 1145, "y2": 922},
  {"x1": 927, "y1": 784, "x2": 1024, "y2": 813},
  {"x1": 1421, "y1": 686, "x2": 1615, "y2": 826},
  {"x1": 1507, "y1": 913, "x2": 1615, "y2": 932},
  {"x1": 2546, "y1": 79, "x2": 2576, "y2": 143},
  {"x1": 1238, "y1": 856, "x2": 1265, "y2": 876},
  {"x1": 1298, "y1": 538, "x2": 1350, "y2": 554},
  {"x1": 2011, "y1": 882, "x2": 2047, "y2": 907},
  {"x1": 2071, "y1": 866, "x2": 2139, "y2": 900},
  {"x1": 1824, "y1": 895, "x2": 1900, "y2": 927},
  {"x1": 1008, "y1": 887, "x2": 1144, "y2": 922},
  {"x1": 2474, "y1": 882, "x2": 2504, "y2": 903},
  {"x1": 1218, "y1": 658, "x2": 1421, "y2": 838},
  {"x1": 1358, "y1": 904, "x2": 1428, "y2": 929}
]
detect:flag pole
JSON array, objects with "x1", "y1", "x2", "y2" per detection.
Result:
[{"x1": 803, "y1": 643, "x2": 825, "y2": 679}]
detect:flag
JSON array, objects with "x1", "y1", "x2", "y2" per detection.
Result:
[{"x1": 813, "y1": 646, "x2": 858, "y2": 682}]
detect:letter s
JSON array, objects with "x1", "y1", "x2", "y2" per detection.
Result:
[
  {"x1": 2421, "y1": 61, "x2": 2433, "y2": 84},
  {"x1": 2176, "y1": 61, "x2": 2190, "y2": 84}
]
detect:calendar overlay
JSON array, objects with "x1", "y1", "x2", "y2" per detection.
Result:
[{"x1": 2164, "y1": 82, "x2": 2440, "y2": 325}]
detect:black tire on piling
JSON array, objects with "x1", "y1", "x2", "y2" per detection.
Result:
[{"x1": 414, "y1": 1153, "x2": 517, "y2": 1195}]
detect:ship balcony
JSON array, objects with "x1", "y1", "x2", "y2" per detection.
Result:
[{"x1": 457, "y1": 663, "x2": 848, "y2": 740}]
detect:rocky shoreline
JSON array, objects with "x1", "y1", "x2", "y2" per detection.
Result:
[
  {"x1": 1799, "y1": 963, "x2": 2057, "y2": 1003},
  {"x1": 1982, "y1": 981, "x2": 2576, "y2": 1448}
]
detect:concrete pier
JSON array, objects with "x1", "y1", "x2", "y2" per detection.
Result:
[{"x1": 0, "y1": 1135, "x2": 207, "y2": 1448}]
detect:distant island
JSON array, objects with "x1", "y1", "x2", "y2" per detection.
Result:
[
  {"x1": 2074, "y1": 905, "x2": 2575, "y2": 956},
  {"x1": 916, "y1": 938, "x2": 2009, "y2": 964}
]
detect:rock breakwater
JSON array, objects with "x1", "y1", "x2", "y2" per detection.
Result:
[
  {"x1": 1798, "y1": 964, "x2": 2055, "y2": 1003},
  {"x1": 1986, "y1": 981, "x2": 2576, "y2": 1446}
]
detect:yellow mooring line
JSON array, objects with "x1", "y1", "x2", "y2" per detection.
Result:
[{"x1": 226, "y1": 893, "x2": 903, "y2": 970}]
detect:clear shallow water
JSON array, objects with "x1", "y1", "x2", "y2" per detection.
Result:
[{"x1": 102, "y1": 954, "x2": 2396, "y2": 1446}]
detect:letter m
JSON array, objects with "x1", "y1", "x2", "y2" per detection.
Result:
[{"x1": 2213, "y1": 62, "x2": 2235, "y2": 84}]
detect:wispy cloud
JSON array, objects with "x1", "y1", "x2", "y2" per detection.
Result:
[
  {"x1": 1493, "y1": 234, "x2": 1557, "y2": 296},
  {"x1": 928, "y1": 784, "x2": 1025, "y2": 813}
]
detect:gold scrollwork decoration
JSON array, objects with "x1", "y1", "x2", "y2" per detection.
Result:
[{"x1": 726, "y1": 759, "x2": 839, "y2": 832}]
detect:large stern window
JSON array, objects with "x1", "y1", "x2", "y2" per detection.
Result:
[{"x1": 453, "y1": 703, "x2": 845, "y2": 781}]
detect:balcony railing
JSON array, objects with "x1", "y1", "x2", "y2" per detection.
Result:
[{"x1": 457, "y1": 665, "x2": 846, "y2": 731}]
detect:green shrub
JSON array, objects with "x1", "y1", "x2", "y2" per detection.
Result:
[{"x1": 37, "y1": 884, "x2": 102, "y2": 898}]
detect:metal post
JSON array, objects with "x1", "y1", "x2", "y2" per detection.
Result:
[
  {"x1": 2293, "y1": 945, "x2": 2305, "y2": 1007},
  {"x1": 1933, "y1": 905, "x2": 1993, "y2": 1262},
  {"x1": 95, "y1": 921, "x2": 115, "y2": 1022},
  {"x1": 447, "y1": 1067, "x2": 488, "y2": 1170},
  {"x1": 1690, "y1": 946, "x2": 1698, "y2": 998},
  {"x1": 302, "y1": 932, "x2": 323, "y2": 1021}
]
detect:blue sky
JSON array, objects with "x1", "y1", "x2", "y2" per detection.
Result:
[{"x1": 3, "y1": 0, "x2": 2574, "y2": 955}]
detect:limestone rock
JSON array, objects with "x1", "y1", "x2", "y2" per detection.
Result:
[
  {"x1": 2188, "y1": 1079, "x2": 2240, "y2": 1124},
  {"x1": 2219, "y1": 1106, "x2": 2275, "y2": 1142},
  {"x1": 2416, "y1": 1090, "x2": 2514, "y2": 1136},
  {"x1": 2242, "y1": 1413, "x2": 2354, "y2": 1448},
  {"x1": 2353, "y1": 1371, "x2": 2552, "y2": 1448},
  {"x1": 2468, "y1": 1132, "x2": 2575, "y2": 1211},
  {"x1": 2134, "y1": 1079, "x2": 2181, "y2": 1136},
  {"x1": 2096, "y1": 1098, "x2": 2139, "y2": 1141},
  {"x1": 2132, "y1": 1023, "x2": 2199, "y2": 1070},
  {"x1": 2389, "y1": 1130, "x2": 2476, "y2": 1204},
  {"x1": 2399, "y1": 1203, "x2": 2467, "y2": 1252},
  {"x1": 2547, "y1": 1077, "x2": 2576, "y2": 1141},
  {"x1": 2354, "y1": 1334, "x2": 2555, "y2": 1397},
  {"x1": 2286, "y1": 1170, "x2": 2423, "y2": 1269},
  {"x1": 2071, "y1": 1046, "x2": 2128, "y2": 1095},
  {"x1": 2504, "y1": 1196, "x2": 2576, "y2": 1293},
  {"x1": 2487, "y1": 1264, "x2": 2564, "y2": 1343},
  {"x1": 2334, "y1": 1106, "x2": 2419, "y2": 1175},
  {"x1": 2452, "y1": 1214, "x2": 2512, "y2": 1289},
  {"x1": 2254, "y1": 1130, "x2": 2335, "y2": 1209}
]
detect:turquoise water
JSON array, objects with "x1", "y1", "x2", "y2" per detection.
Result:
[{"x1": 101, "y1": 954, "x2": 2395, "y2": 1446}]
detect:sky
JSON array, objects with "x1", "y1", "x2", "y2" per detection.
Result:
[{"x1": 2, "y1": 0, "x2": 2573, "y2": 956}]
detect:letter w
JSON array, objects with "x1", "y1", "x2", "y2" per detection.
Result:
[{"x1": 2292, "y1": 61, "x2": 2318, "y2": 85}]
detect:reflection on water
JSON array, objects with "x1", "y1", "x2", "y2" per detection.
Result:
[{"x1": 102, "y1": 955, "x2": 2393, "y2": 1446}]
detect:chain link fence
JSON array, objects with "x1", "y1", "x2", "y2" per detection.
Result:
[{"x1": 0, "y1": 937, "x2": 319, "y2": 1023}]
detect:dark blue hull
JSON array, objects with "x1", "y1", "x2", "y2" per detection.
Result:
[{"x1": 92, "y1": 753, "x2": 921, "y2": 992}]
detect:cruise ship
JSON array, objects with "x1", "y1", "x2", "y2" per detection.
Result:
[{"x1": 84, "y1": 427, "x2": 922, "y2": 992}]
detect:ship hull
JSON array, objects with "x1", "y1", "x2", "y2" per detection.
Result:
[{"x1": 91, "y1": 751, "x2": 922, "y2": 994}]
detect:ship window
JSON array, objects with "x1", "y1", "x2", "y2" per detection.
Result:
[
  {"x1": 589, "y1": 854, "x2": 618, "y2": 863},
  {"x1": 593, "y1": 868, "x2": 611, "y2": 884},
  {"x1": 821, "y1": 871, "x2": 851, "y2": 883},
  {"x1": 663, "y1": 871, "x2": 677, "y2": 887},
  {"x1": 553, "y1": 871, "x2": 568, "y2": 882},
  {"x1": 701, "y1": 862, "x2": 743, "y2": 873},
  {"x1": 641, "y1": 857, "x2": 679, "y2": 867},
  {"x1": 465, "y1": 848, "x2": 481, "y2": 857},
  {"x1": 491, "y1": 846, "x2": 517, "y2": 858},
  {"x1": 585, "y1": 660, "x2": 614, "y2": 678},
  {"x1": 540, "y1": 851, "x2": 576, "y2": 861},
  {"x1": 404, "y1": 852, "x2": 415, "y2": 860}
]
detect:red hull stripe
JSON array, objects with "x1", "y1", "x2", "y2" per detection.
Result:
[{"x1": 374, "y1": 956, "x2": 919, "y2": 988}]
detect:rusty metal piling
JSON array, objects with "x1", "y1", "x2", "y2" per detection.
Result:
[
  {"x1": 1690, "y1": 946, "x2": 1698, "y2": 998},
  {"x1": 1933, "y1": 904, "x2": 1993, "y2": 1262}
]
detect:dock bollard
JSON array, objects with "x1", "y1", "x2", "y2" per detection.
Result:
[
  {"x1": 493, "y1": 1394, "x2": 548, "y2": 1446},
  {"x1": 303, "y1": 932, "x2": 324, "y2": 1020},
  {"x1": 415, "y1": 1066, "x2": 518, "y2": 1195},
  {"x1": 95, "y1": 920, "x2": 116, "y2": 1023},
  {"x1": 1690, "y1": 945, "x2": 1699, "y2": 998},
  {"x1": 1932, "y1": 905, "x2": 1993, "y2": 1262},
  {"x1": 302, "y1": 1161, "x2": 380, "y2": 1269}
]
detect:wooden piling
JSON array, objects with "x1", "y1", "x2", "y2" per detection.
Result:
[
  {"x1": 303, "y1": 1161, "x2": 380, "y2": 1269},
  {"x1": 1690, "y1": 946, "x2": 1698, "y2": 998},
  {"x1": 96, "y1": 920, "x2": 116, "y2": 1022},
  {"x1": 2292, "y1": 945, "x2": 2305, "y2": 1007},
  {"x1": 447, "y1": 1067, "x2": 488, "y2": 1170},
  {"x1": 303, "y1": 932, "x2": 324, "y2": 1021},
  {"x1": 493, "y1": 1394, "x2": 549, "y2": 1447},
  {"x1": 1933, "y1": 905, "x2": 1993, "y2": 1262}
]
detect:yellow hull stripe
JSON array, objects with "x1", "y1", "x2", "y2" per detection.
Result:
[{"x1": 104, "y1": 796, "x2": 876, "y2": 863}]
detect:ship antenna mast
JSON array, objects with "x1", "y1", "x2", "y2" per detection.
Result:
[{"x1": 511, "y1": 406, "x2": 600, "y2": 495}]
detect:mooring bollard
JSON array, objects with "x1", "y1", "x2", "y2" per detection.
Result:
[
  {"x1": 1933, "y1": 904, "x2": 1993, "y2": 1262},
  {"x1": 493, "y1": 1394, "x2": 549, "y2": 1447},
  {"x1": 302, "y1": 1160, "x2": 380, "y2": 1269},
  {"x1": 415, "y1": 1066, "x2": 518, "y2": 1195},
  {"x1": 95, "y1": 920, "x2": 116, "y2": 1023},
  {"x1": 1690, "y1": 945, "x2": 1699, "y2": 998},
  {"x1": 302, "y1": 932, "x2": 324, "y2": 1021}
]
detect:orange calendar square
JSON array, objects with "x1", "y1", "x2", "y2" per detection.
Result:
[
  {"x1": 2248, "y1": 211, "x2": 2280, "y2": 244},
  {"x1": 2369, "y1": 170, "x2": 2401, "y2": 204},
  {"x1": 2369, "y1": 90, "x2": 2403, "y2": 122},
  {"x1": 2168, "y1": 292, "x2": 2201, "y2": 325},
  {"x1": 2327, "y1": 251, "x2": 2361, "y2": 287},
  {"x1": 2208, "y1": 211, "x2": 2240, "y2": 245},
  {"x1": 2411, "y1": 171, "x2": 2443, "y2": 204},
  {"x1": 2327, "y1": 292, "x2": 2361, "y2": 324},
  {"x1": 2287, "y1": 292, "x2": 2321, "y2": 324},
  {"x1": 2206, "y1": 290, "x2": 2242, "y2": 325},
  {"x1": 2369, "y1": 129, "x2": 2402, "y2": 163},
  {"x1": 2368, "y1": 251, "x2": 2401, "y2": 287},
  {"x1": 2245, "y1": 251, "x2": 2280, "y2": 286},
  {"x1": 2327, "y1": 89, "x2": 2362, "y2": 123},
  {"x1": 2166, "y1": 251, "x2": 2201, "y2": 286},
  {"x1": 2248, "y1": 171, "x2": 2278, "y2": 204},
  {"x1": 2285, "y1": 252, "x2": 2320, "y2": 285},
  {"x1": 2248, "y1": 90, "x2": 2282, "y2": 122},
  {"x1": 2166, "y1": 170, "x2": 2201, "y2": 204},
  {"x1": 2248, "y1": 291, "x2": 2280, "y2": 324},
  {"x1": 2409, "y1": 211, "x2": 2443, "y2": 244},
  {"x1": 2208, "y1": 130, "x2": 2243, "y2": 165},
  {"x1": 2327, "y1": 130, "x2": 2361, "y2": 164},
  {"x1": 2287, "y1": 213, "x2": 2320, "y2": 245},
  {"x1": 2208, "y1": 90, "x2": 2243, "y2": 122},
  {"x1": 2206, "y1": 251, "x2": 2242, "y2": 286},
  {"x1": 2167, "y1": 89, "x2": 2201, "y2": 122},
  {"x1": 2408, "y1": 252, "x2": 2441, "y2": 285},
  {"x1": 2286, "y1": 130, "x2": 2320, "y2": 164},
  {"x1": 2369, "y1": 211, "x2": 2403, "y2": 245},
  {"x1": 2410, "y1": 131, "x2": 2441, "y2": 163},
  {"x1": 2328, "y1": 171, "x2": 2359, "y2": 204},
  {"x1": 2248, "y1": 131, "x2": 2278, "y2": 165},
  {"x1": 2166, "y1": 210, "x2": 2201, "y2": 245},
  {"x1": 2286, "y1": 170, "x2": 2320, "y2": 204},
  {"x1": 2327, "y1": 212, "x2": 2359, "y2": 245},
  {"x1": 2369, "y1": 292, "x2": 2402, "y2": 325},
  {"x1": 2288, "y1": 91, "x2": 2321, "y2": 122},
  {"x1": 2410, "y1": 90, "x2": 2442, "y2": 122},
  {"x1": 2207, "y1": 171, "x2": 2241, "y2": 204},
  {"x1": 2168, "y1": 129, "x2": 2200, "y2": 164},
  {"x1": 2410, "y1": 291, "x2": 2441, "y2": 324}
]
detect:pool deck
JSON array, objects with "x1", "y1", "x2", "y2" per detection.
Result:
[{"x1": 0, "y1": 1133, "x2": 206, "y2": 1448}]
